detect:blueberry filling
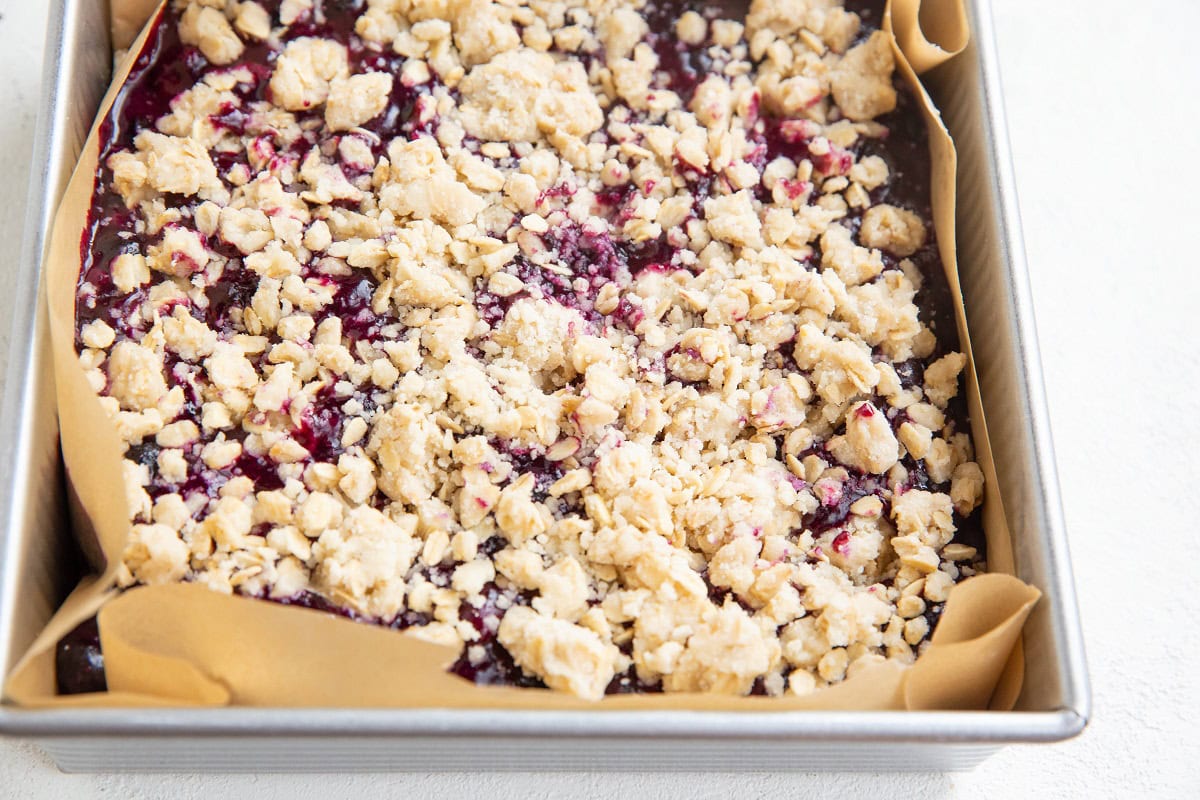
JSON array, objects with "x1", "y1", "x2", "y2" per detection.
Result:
[{"x1": 60, "y1": 0, "x2": 984, "y2": 697}]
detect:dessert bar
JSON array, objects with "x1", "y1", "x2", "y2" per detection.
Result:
[{"x1": 62, "y1": 0, "x2": 986, "y2": 700}]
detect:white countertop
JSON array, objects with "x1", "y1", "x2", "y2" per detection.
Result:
[{"x1": 2, "y1": 0, "x2": 1197, "y2": 796}]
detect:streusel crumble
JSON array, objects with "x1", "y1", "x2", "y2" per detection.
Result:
[{"x1": 62, "y1": 0, "x2": 987, "y2": 700}]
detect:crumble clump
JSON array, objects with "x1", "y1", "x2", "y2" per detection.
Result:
[{"x1": 74, "y1": 0, "x2": 987, "y2": 700}]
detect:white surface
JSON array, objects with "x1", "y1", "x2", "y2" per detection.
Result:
[{"x1": 1, "y1": 0, "x2": 1198, "y2": 796}]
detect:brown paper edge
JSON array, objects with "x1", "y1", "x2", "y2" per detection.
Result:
[
  {"x1": 3, "y1": 1, "x2": 166, "y2": 708},
  {"x1": 4, "y1": 0, "x2": 1037, "y2": 712},
  {"x1": 892, "y1": 0, "x2": 971, "y2": 74},
  {"x1": 111, "y1": 0, "x2": 166, "y2": 51}
]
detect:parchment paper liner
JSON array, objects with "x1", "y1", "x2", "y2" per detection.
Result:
[{"x1": 4, "y1": 0, "x2": 1040, "y2": 711}]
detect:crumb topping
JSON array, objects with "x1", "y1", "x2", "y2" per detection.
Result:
[{"x1": 75, "y1": 0, "x2": 985, "y2": 700}]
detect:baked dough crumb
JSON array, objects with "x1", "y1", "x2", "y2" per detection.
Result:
[{"x1": 76, "y1": 0, "x2": 985, "y2": 701}]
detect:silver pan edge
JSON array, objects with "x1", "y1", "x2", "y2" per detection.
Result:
[{"x1": 0, "y1": 0, "x2": 1090, "y2": 772}]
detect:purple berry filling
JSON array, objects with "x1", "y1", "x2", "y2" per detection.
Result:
[
  {"x1": 55, "y1": 618, "x2": 106, "y2": 696},
  {"x1": 59, "y1": 0, "x2": 983, "y2": 697}
]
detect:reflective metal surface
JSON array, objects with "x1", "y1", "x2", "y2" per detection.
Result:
[{"x1": 0, "y1": 0, "x2": 1089, "y2": 771}]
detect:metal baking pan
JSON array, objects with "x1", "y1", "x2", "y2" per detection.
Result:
[{"x1": 0, "y1": 0, "x2": 1089, "y2": 772}]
